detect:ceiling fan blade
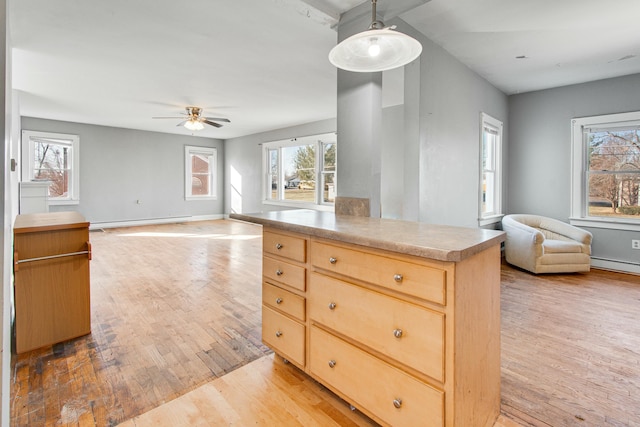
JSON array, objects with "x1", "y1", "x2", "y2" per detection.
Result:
[
  {"x1": 202, "y1": 119, "x2": 223, "y2": 128},
  {"x1": 203, "y1": 117, "x2": 231, "y2": 123},
  {"x1": 176, "y1": 120, "x2": 189, "y2": 127}
]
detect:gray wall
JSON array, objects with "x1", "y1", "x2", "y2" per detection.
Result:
[
  {"x1": 508, "y1": 73, "x2": 640, "y2": 267},
  {"x1": 412, "y1": 22, "x2": 508, "y2": 227},
  {"x1": 21, "y1": 117, "x2": 224, "y2": 225},
  {"x1": 335, "y1": 16, "x2": 509, "y2": 227},
  {"x1": 224, "y1": 118, "x2": 336, "y2": 215}
]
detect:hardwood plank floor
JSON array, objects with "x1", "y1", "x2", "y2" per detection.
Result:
[
  {"x1": 500, "y1": 265, "x2": 640, "y2": 427},
  {"x1": 11, "y1": 220, "x2": 272, "y2": 426},
  {"x1": 9, "y1": 219, "x2": 640, "y2": 426}
]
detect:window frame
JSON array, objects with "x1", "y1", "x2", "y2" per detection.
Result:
[
  {"x1": 185, "y1": 145, "x2": 217, "y2": 201},
  {"x1": 21, "y1": 130, "x2": 80, "y2": 205},
  {"x1": 571, "y1": 111, "x2": 640, "y2": 231},
  {"x1": 478, "y1": 113, "x2": 504, "y2": 226},
  {"x1": 262, "y1": 132, "x2": 336, "y2": 211}
]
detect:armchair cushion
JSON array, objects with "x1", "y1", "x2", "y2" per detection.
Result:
[{"x1": 502, "y1": 214, "x2": 592, "y2": 274}]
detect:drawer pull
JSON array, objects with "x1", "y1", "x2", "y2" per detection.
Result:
[
  {"x1": 275, "y1": 297, "x2": 283, "y2": 305},
  {"x1": 393, "y1": 398, "x2": 403, "y2": 409},
  {"x1": 328, "y1": 302, "x2": 337, "y2": 310},
  {"x1": 276, "y1": 269, "x2": 283, "y2": 276},
  {"x1": 328, "y1": 359, "x2": 337, "y2": 368},
  {"x1": 393, "y1": 328, "x2": 403, "y2": 338},
  {"x1": 275, "y1": 330, "x2": 283, "y2": 338},
  {"x1": 276, "y1": 243, "x2": 283, "y2": 250},
  {"x1": 329, "y1": 257, "x2": 337, "y2": 264},
  {"x1": 394, "y1": 274, "x2": 403, "y2": 282}
]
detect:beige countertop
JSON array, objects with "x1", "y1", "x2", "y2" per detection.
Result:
[{"x1": 230, "y1": 210, "x2": 505, "y2": 262}]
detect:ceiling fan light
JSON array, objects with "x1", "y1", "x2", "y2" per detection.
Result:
[
  {"x1": 329, "y1": 27, "x2": 422, "y2": 72},
  {"x1": 184, "y1": 119, "x2": 204, "y2": 131}
]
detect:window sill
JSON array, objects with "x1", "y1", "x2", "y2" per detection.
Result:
[
  {"x1": 263, "y1": 200, "x2": 334, "y2": 212},
  {"x1": 186, "y1": 196, "x2": 217, "y2": 201},
  {"x1": 569, "y1": 217, "x2": 640, "y2": 232},
  {"x1": 49, "y1": 199, "x2": 79, "y2": 206},
  {"x1": 478, "y1": 214, "x2": 504, "y2": 227}
]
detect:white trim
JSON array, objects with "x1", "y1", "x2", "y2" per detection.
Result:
[
  {"x1": 571, "y1": 111, "x2": 640, "y2": 225},
  {"x1": 89, "y1": 214, "x2": 224, "y2": 230},
  {"x1": 262, "y1": 132, "x2": 337, "y2": 208},
  {"x1": 478, "y1": 214, "x2": 504, "y2": 227},
  {"x1": 478, "y1": 113, "x2": 503, "y2": 225},
  {"x1": 569, "y1": 217, "x2": 640, "y2": 232},
  {"x1": 21, "y1": 130, "x2": 80, "y2": 205},
  {"x1": 185, "y1": 145, "x2": 217, "y2": 200},
  {"x1": 262, "y1": 200, "x2": 335, "y2": 212},
  {"x1": 591, "y1": 258, "x2": 640, "y2": 275}
]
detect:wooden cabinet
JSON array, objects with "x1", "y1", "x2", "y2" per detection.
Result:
[
  {"x1": 13, "y1": 212, "x2": 92, "y2": 354},
  {"x1": 261, "y1": 230, "x2": 308, "y2": 369},
  {"x1": 244, "y1": 211, "x2": 504, "y2": 427}
]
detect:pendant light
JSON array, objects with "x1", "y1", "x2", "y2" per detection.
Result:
[{"x1": 329, "y1": 0, "x2": 422, "y2": 73}]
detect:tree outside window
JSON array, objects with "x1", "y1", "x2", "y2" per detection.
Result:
[
  {"x1": 22, "y1": 130, "x2": 80, "y2": 205},
  {"x1": 263, "y1": 132, "x2": 336, "y2": 207},
  {"x1": 587, "y1": 129, "x2": 640, "y2": 218}
]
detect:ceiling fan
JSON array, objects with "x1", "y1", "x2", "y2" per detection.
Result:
[{"x1": 152, "y1": 106, "x2": 230, "y2": 131}]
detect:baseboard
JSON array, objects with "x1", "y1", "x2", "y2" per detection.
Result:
[
  {"x1": 89, "y1": 214, "x2": 224, "y2": 230},
  {"x1": 591, "y1": 257, "x2": 640, "y2": 275}
]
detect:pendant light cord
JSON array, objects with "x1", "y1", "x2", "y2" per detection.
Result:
[{"x1": 369, "y1": 0, "x2": 384, "y2": 30}]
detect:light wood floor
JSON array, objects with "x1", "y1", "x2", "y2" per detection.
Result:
[{"x1": 9, "y1": 220, "x2": 640, "y2": 426}]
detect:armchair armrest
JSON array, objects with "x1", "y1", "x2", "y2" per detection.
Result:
[
  {"x1": 502, "y1": 216, "x2": 544, "y2": 272},
  {"x1": 538, "y1": 217, "x2": 593, "y2": 246}
]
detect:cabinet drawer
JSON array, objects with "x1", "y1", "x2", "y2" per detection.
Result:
[
  {"x1": 309, "y1": 273, "x2": 444, "y2": 381},
  {"x1": 263, "y1": 256, "x2": 306, "y2": 292},
  {"x1": 262, "y1": 305, "x2": 305, "y2": 367},
  {"x1": 264, "y1": 230, "x2": 306, "y2": 263},
  {"x1": 310, "y1": 326, "x2": 443, "y2": 427},
  {"x1": 310, "y1": 241, "x2": 446, "y2": 305},
  {"x1": 262, "y1": 282, "x2": 305, "y2": 322}
]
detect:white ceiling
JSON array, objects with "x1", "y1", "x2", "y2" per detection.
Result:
[{"x1": 10, "y1": 0, "x2": 640, "y2": 139}]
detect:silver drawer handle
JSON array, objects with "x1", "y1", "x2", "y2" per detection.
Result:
[
  {"x1": 329, "y1": 257, "x2": 337, "y2": 264},
  {"x1": 328, "y1": 359, "x2": 336, "y2": 368},
  {"x1": 276, "y1": 243, "x2": 283, "y2": 250},
  {"x1": 394, "y1": 274, "x2": 403, "y2": 282},
  {"x1": 276, "y1": 298, "x2": 283, "y2": 304},
  {"x1": 328, "y1": 302, "x2": 337, "y2": 310},
  {"x1": 393, "y1": 398, "x2": 403, "y2": 409},
  {"x1": 276, "y1": 269, "x2": 283, "y2": 276},
  {"x1": 393, "y1": 328, "x2": 403, "y2": 338},
  {"x1": 275, "y1": 331, "x2": 283, "y2": 338}
]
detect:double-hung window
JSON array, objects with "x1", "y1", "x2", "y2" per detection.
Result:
[
  {"x1": 185, "y1": 146, "x2": 217, "y2": 200},
  {"x1": 479, "y1": 113, "x2": 503, "y2": 226},
  {"x1": 263, "y1": 132, "x2": 336, "y2": 209},
  {"x1": 571, "y1": 112, "x2": 640, "y2": 230},
  {"x1": 21, "y1": 130, "x2": 80, "y2": 205}
]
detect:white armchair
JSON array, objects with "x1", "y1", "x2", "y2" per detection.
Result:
[{"x1": 501, "y1": 214, "x2": 593, "y2": 274}]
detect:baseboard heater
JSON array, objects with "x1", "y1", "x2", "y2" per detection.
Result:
[
  {"x1": 89, "y1": 214, "x2": 224, "y2": 230},
  {"x1": 591, "y1": 257, "x2": 640, "y2": 275}
]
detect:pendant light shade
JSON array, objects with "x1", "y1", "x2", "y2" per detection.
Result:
[{"x1": 329, "y1": 0, "x2": 422, "y2": 73}]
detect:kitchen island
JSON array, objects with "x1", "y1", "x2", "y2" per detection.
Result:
[{"x1": 231, "y1": 210, "x2": 505, "y2": 427}]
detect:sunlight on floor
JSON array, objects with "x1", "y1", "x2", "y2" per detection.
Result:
[{"x1": 117, "y1": 232, "x2": 260, "y2": 240}]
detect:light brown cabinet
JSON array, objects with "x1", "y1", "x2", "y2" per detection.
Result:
[
  {"x1": 242, "y1": 210, "x2": 504, "y2": 427},
  {"x1": 261, "y1": 230, "x2": 308, "y2": 369},
  {"x1": 13, "y1": 212, "x2": 92, "y2": 354}
]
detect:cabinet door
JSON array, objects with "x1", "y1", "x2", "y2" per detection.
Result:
[
  {"x1": 310, "y1": 326, "x2": 444, "y2": 427},
  {"x1": 262, "y1": 305, "x2": 305, "y2": 367},
  {"x1": 309, "y1": 273, "x2": 444, "y2": 382},
  {"x1": 14, "y1": 256, "x2": 90, "y2": 353}
]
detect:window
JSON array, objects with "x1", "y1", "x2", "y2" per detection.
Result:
[
  {"x1": 185, "y1": 146, "x2": 217, "y2": 200},
  {"x1": 571, "y1": 112, "x2": 640, "y2": 230},
  {"x1": 21, "y1": 130, "x2": 80, "y2": 205},
  {"x1": 479, "y1": 113, "x2": 503, "y2": 225},
  {"x1": 263, "y1": 132, "x2": 336, "y2": 209}
]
